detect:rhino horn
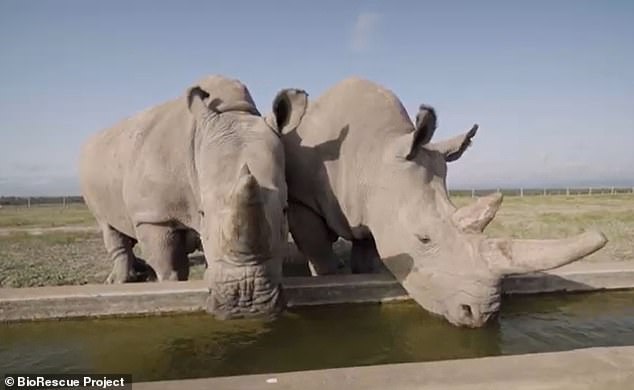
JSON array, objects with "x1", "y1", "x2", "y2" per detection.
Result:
[
  {"x1": 221, "y1": 164, "x2": 272, "y2": 260},
  {"x1": 481, "y1": 230, "x2": 608, "y2": 275},
  {"x1": 452, "y1": 192, "x2": 503, "y2": 233}
]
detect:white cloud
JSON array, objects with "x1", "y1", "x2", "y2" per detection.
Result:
[{"x1": 350, "y1": 12, "x2": 381, "y2": 52}]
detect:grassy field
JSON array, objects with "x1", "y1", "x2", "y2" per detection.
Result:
[
  {"x1": 1, "y1": 194, "x2": 633, "y2": 288},
  {"x1": 0, "y1": 204, "x2": 96, "y2": 229},
  {"x1": 452, "y1": 194, "x2": 634, "y2": 262}
]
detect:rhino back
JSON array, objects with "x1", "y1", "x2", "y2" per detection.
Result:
[
  {"x1": 80, "y1": 98, "x2": 197, "y2": 237},
  {"x1": 303, "y1": 77, "x2": 413, "y2": 141},
  {"x1": 285, "y1": 77, "x2": 415, "y2": 238}
]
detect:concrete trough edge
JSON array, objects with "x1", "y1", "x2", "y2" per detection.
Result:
[
  {"x1": 1, "y1": 261, "x2": 633, "y2": 322},
  {"x1": 133, "y1": 345, "x2": 634, "y2": 390},
  {"x1": 502, "y1": 261, "x2": 634, "y2": 294}
]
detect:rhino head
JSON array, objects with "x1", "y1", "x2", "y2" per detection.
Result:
[
  {"x1": 186, "y1": 78, "x2": 307, "y2": 319},
  {"x1": 369, "y1": 105, "x2": 607, "y2": 327}
]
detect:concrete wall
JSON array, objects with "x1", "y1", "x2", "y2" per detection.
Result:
[
  {"x1": 134, "y1": 346, "x2": 634, "y2": 390},
  {"x1": 1, "y1": 261, "x2": 634, "y2": 322}
]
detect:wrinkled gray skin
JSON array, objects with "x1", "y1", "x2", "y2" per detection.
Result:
[
  {"x1": 79, "y1": 75, "x2": 307, "y2": 319},
  {"x1": 282, "y1": 77, "x2": 608, "y2": 327}
]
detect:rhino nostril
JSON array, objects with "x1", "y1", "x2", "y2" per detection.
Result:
[
  {"x1": 416, "y1": 234, "x2": 432, "y2": 244},
  {"x1": 460, "y1": 304, "x2": 473, "y2": 318}
]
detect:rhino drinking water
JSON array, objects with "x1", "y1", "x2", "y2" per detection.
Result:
[
  {"x1": 281, "y1": 77, "x2": 608, "y2": 327},
  {"x1": 79, "y1": 75, "x2": 307, "y2": 318}
]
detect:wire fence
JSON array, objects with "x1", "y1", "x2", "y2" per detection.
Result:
[
  {"x1": 1, "y1": 187, "x2": 633, "y2": 208},
  {"x1": 449, "y1": 187, "x2": 634, "y2": 198},
  {"x1": 0, "y1": 196, "x2": 85, "y2": 208}
]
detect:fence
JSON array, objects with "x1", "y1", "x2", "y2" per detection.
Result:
[
  {"x1": 1, "y1": 187, "x2": 633, "y2": 207},
  {"x1": 449, "y1": 187, "x2": 634, "y2": 198},
  {"x1": 0, "y1": 196, "x2": 84, "y2": 208}
]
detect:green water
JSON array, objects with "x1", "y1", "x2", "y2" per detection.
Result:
[{"x1": 2, "y1": 291, "x2": 634, "y2": 381}]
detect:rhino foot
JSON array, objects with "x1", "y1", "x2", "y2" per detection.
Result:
[
  {"x1": 130, "y1": 257, "x2": 158, "y2": 282},
  {"x1": 105, "y1": 257, "x2": 157, "y2": 284}
]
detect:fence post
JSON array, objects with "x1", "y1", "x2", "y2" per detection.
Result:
[
  {"x1": 543, "y1": 188, "x2": 547, "y2": 196},
  {"x1": 611, "y1": 186, "x2": 615, "y2": 195},
  {"x1": 27, "y1": 197, "x2": 31, "y2": 208},
  {"x1": 520, "y1": 188, "x2": 524, "y2": 197},
  {"x1": 62, "y1": 197, "x2": 67, "y2": 208},
  {"x1": 566, "y1": 187, "x2": 570, "y2": 196},
  {"x1": 589, "y1": 187, "x2": 592, "y2": 196},
  {"x1": 471, "y1": 189, "x2": 475, "y2": 198}
]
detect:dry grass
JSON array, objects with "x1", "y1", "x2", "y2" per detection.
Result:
[
  {"x1": 0, "y1": 204, "x2": 96, "y2": 229},
  {"x1": 0, "y1": 230, "x2": 206, "y2": 288},
  {"x1": 1, "y1": 194, "x2": 632, "y2": 287},
  {"x1": 453, "y1": 194, "x2": 634, "y2": 262}
]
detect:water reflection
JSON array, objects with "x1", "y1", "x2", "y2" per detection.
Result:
[
  {"x1": 499, "y1": 291, "x2": 634, "y2": 355},
  {"x1": 1, "y1": 291, "x2": 634, "y2": 381}
]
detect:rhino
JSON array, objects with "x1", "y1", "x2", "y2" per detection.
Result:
[
  {"x1": 281, "y1": 77, "x2": 608, "y2": 327},
  {"x1": 79, "y1": 75, "x2": 307, "y2": 318}
]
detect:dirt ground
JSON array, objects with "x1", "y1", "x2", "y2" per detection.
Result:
[{"x1": 1, "y1": 194, "x2": 632, "y2": 288}]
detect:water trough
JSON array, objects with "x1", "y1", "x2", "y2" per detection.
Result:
[{"x1": 2, "y1": 261, "x2": 634, "y2": 388}]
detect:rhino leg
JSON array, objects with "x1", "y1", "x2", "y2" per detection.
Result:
[
  {"x1": 135, "y1": 224, "x2": 189, "y2": 281},
  {"x1": 350, "y1": 236, "x2": 382, "y2": 274},
  {"x1": 288, "y1": 202, "x2": 342, "y2": 275},
  {"x1": 101, "y1": 224, "x2": 138, "y2": 284}
]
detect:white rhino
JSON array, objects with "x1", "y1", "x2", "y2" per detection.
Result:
[
  {"x1": 79, "y1": 75, "x2": 307, "y2": 318},
  {"x1": 281, "y1": 77, "x2": 608, "y2": 327}
]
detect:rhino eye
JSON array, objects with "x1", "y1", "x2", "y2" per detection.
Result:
[
  {"x1": 198, "y1": 210, "x2": 205, "y2": 217},
  {"x1": 416, "y1": 234, "x2": 432, "y2": 244}
]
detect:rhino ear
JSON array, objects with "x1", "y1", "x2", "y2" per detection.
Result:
[
  {"x1": 266, "y1": 89, "x2": 308, "y2": 135},
  {"x1": 186, "y1": 86, "x2": 218, "y2": 121},
  {"x1": 405, "y1": 105, "x2": 437, "y2": 160},
  {"x1": 428, "y1": 124, "x2": 479, "y2": 162}
]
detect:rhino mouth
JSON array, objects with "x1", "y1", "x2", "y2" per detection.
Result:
[
  {"x1": 444, "y1": 300, "x2": 501, "y2": 328},
  {"x1": 206, "y1": 259, "x2": 284, "y2": 319},
  {"x1": 400, "y1": 268, "x2": 503, "y2": 327}
]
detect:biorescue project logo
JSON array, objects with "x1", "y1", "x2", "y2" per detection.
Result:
[{"x1": 3, "y1": 374, "x2": 131, "y2": 390}]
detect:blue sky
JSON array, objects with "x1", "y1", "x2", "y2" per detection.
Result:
[{"x1": 1, "y1": 0, "x2": 633, "y2": 195}]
